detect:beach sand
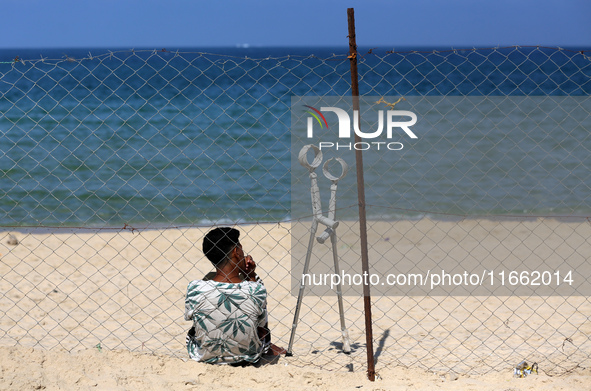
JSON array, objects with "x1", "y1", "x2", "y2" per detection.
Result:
[
  {"x1": 1, "y1": 219, "x2": 590, "y2": 389},
  {"x1": 1, "y1": 345, "x2": 591, "y2": 391}
]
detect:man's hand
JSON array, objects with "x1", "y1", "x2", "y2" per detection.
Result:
[{"x1": 244, "y1": 255, "x2": 257, "y2": 281}]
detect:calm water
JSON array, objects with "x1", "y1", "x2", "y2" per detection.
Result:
[{"x1": 0, "y1": 47, "x2": 590, "y2": 226}]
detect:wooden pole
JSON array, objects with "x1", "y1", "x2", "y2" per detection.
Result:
[{"x1": 347, "y1": 7, "x2": 376, "y2": 382}]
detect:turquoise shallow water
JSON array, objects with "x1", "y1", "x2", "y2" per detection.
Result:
[{"x1": 0, "y1": 47, "x2": 590, "y2": 226}]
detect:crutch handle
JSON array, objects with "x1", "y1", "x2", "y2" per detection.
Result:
[
  {"x1": 298, "y1": 144, "x2": 322, "y2": 171},
  {"x1": 317, "y1": 215, "x2": 338, "y2": 230},
  {"x1": 316, "y1": 228, "x2": 332, "y2": 244},
  {"x1": 322, "y1": 157, "x2": 348, "y2": 182}
]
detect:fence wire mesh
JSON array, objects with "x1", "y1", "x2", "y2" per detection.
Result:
[{"x1": 0, "y1": 46, "x2": 590, "y2": 375}]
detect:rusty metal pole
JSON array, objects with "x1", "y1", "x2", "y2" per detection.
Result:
[{"x1": 347, "y1": 7, "x2": 376, "y2": 382}]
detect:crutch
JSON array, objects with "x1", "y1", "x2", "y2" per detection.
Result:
[
  {"x1": 287, "y1": 144, "x2": 351, "y2": 355},
  {"x1": 316, "y1": 155, "x2": 351, "y2": 354}
]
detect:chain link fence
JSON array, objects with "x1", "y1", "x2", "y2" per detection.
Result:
[{"x1": 1, "y1": 46, "x2": 590, "y2": 375}]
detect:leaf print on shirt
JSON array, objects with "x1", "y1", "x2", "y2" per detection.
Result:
[
  {"x1": 202, "y1": 337, "x2": 235, "y2": 355},
  {"x1": 248, "y1": 284, "x2": 266, "y2": 308},
  {"x1": 219, "y1": 314, "x2": 250, "y2": 338},
  {"x1": 185, "y1": 287, "x2": 207, "y2": 307},
  {"x1": 217, "y1": 291, "x2": 244, "y2": 312},
  {"x1": 193, "y1": 310, "x2": 214, "y2": 331}
]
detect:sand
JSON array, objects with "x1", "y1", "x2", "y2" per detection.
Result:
[
  {"x1": 1, "y1": 345, "x2": 591, "y2": 391},
  {"x1": 1, "y1": 219, "x2": 590, "y2": 390}
]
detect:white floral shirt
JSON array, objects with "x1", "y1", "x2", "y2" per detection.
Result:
[{"x1": 184, "y1": 279, "x2": 268, "y2": 364}]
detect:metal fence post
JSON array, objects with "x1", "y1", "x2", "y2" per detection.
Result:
[{"x1": 347, "y1": 7, "x2": 376, "y2": 382}]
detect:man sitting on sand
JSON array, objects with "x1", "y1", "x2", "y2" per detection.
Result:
[{"x1": 184, "y1": 227, "x2": 285, "y2": 364}]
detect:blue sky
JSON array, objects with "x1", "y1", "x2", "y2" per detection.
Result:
[{"x1": 2, "y1": 0, "x2": 590, "y2": 49}]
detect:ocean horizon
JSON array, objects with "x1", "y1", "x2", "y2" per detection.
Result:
[{"x1": 1, "y1": 46, "x2": 590, "y2": 227}]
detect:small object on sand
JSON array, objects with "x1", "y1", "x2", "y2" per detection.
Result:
[
  {"x1": 445, "y1": 371, "x2": 458, "y2": 381},
  {"x1": 514, "y1": 360, "x2": 538, "y2": 377},
  {"x1": 7, "y1": 234, "x2": 19, "y2": 246},
  {"x1": 439, "y1": 371, "x2": 458, "y2": 381}
]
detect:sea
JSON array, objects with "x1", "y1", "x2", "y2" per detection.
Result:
[{"x1": 0, "y1": 46, "x2": 590, "y2": 227}]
